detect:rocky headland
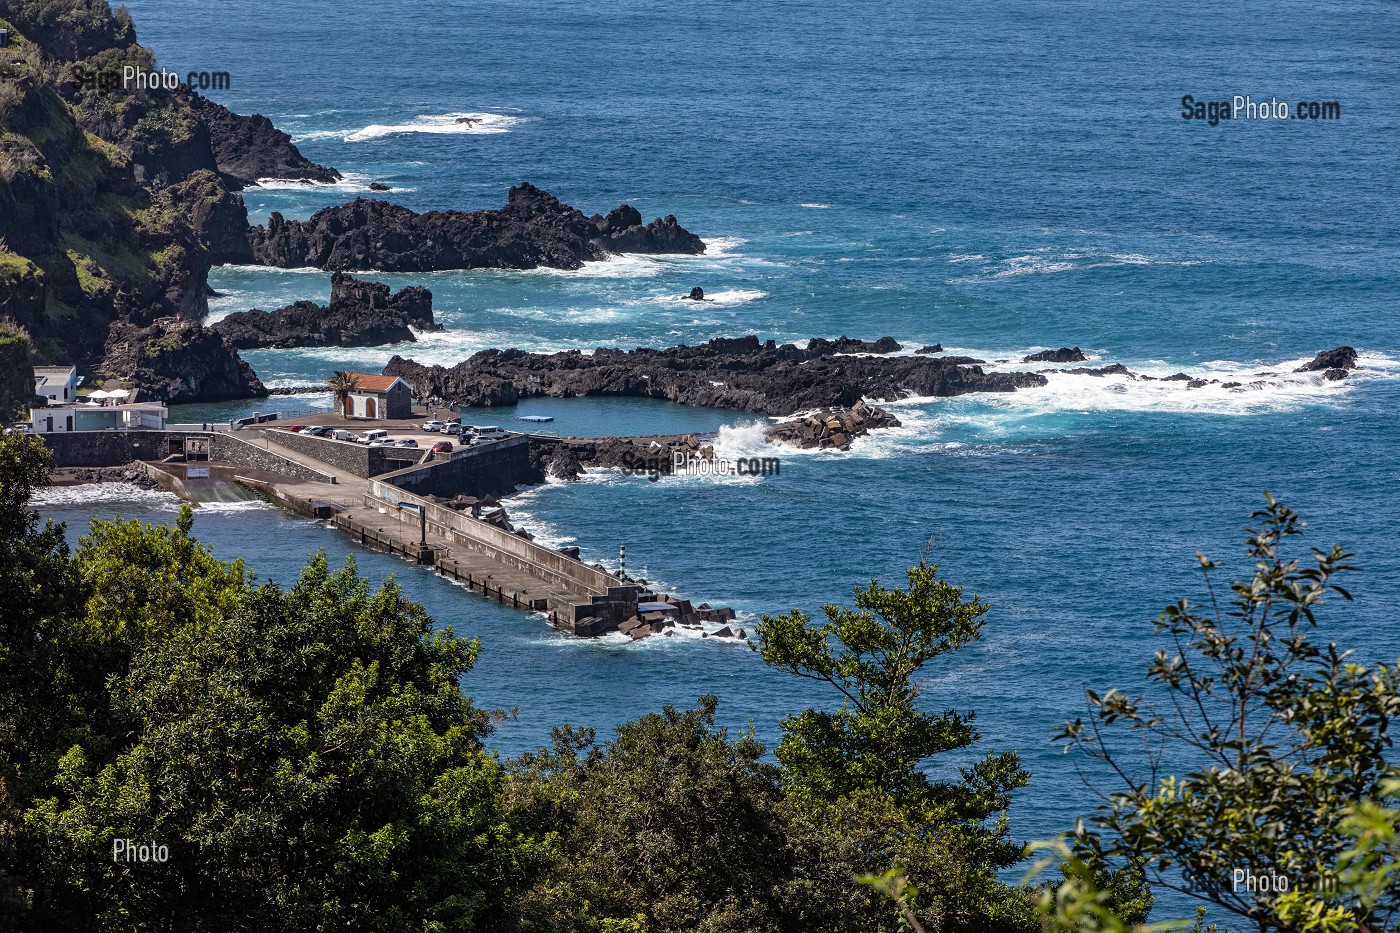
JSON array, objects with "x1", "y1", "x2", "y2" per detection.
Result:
[
  {"x1": 0, "y1": 0, "x2": 305, "y2": 401},
  {"x1": 212, "y1": 273, "x2": 439, "y2": 350},
  {"x1": 383, "y1": 335, "x2": 1047, "y2": 417},
  {"x1": 98, "y1": 319, "x2": 266, "y2": 404},
  {"x1": 185, "y1": 90, "x2": 341, "y2": 190},
  {"x1": 246, "y1": 183, "x2": 706, "y2": 272}
]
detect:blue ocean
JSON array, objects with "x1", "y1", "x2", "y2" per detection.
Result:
[{"x1": 37, "y1": 0, "x2": 1400, "y2": 916}]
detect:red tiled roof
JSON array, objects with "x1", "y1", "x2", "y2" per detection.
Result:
[{"x1": 348, "y1": 374, "x2": 405, "y2": 393}]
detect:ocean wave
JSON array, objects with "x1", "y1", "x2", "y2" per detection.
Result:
[
  {"x1": 798, "y1": 202, "x2": 832, "y2": 209},
  {"x1": 948, "y1": 250, "x2": 1206, "y2": 283},
  {"x1": 344, "y1": 112, "x2": 523, "y2": 142},
  {"x1": 248, "y1": 171, "x2": 398, "y2": 193},
  {"x1": 33, "y1": 483, "x2": 182, "y2": 510}
]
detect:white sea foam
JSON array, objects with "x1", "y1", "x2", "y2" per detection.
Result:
[
  {"x1": 344, "y1": 112, "x2": 523, "y2": 142},
  {"x1": 798, "y1": 202, "x2": 832, "y2": 209},
  {"x1": 33, "y1": 483, "x2": 182, "y2": 510},
  {"x1": 948, "y1": 249, "x2": 1205, "y2": 284},
  {"x1": 249, "y1": 171, "x2": 370, "y2": 192}
]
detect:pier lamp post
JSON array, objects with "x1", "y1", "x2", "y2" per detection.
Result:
[
  {"x1": 398, "y1": 501, "x2": 427, "y2": 546},
  {"x1": 619, "y1": 541, "x2": 626, "y2": 580}
]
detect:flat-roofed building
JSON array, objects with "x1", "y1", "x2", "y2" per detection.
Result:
[{"x1": 34, "y1": 365, "x2": 79, "y2": 404}]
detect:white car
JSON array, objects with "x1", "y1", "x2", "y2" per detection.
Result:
[
  {"x1": 421, "y1": 420, "x2": 447, "y2": 432},
  {"x1": 368, "y1": 438, "x2": 396, "y2": 447},
  {"x1": 357, "y1": 429, "x2": 389, "y2": 444}
]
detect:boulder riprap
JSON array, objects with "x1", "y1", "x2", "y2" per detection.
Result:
[
  {"x1": 765, "y1": 401, "x2": 902, "y2": 451},
  {"x1": 246, "y1": 182, "x2": 706, "y2": 272},
  {"x1": 384, "y1": 335, "x2": 1040, "y2": 417},
  {"x1": 212, "y1": 273, "x2": 439, "y2": 349}
]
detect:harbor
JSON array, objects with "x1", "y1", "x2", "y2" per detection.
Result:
[{"x1": 43, "y1": 404, "x2": 741, "y2": 642}]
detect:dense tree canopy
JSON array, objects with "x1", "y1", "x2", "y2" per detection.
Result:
[{"x1": 3, "y1": 433, "x2": 1398, "y2": 932}]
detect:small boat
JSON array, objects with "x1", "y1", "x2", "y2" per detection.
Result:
[{"x1": 517, "y1": 415, "x2": 554, "y2": 423}]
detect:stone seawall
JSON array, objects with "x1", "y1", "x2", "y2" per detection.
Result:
[
  {"x1": 210, "y1": 434, "x2": 337, "y2": 484},
  {"x1": 269, "y1": 429, "x2": 421, "y2": 478},
  {"x1": 42, "y1": 431, "x2": 209, "y2": 467},
  {"x1": 387, "y1": 436, "x2": 542, "y2": 500}
]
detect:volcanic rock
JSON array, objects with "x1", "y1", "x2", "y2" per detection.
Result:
[
  {"x1": 916, "y1": 344, "x2": 943, "y2": 354},
  {"x1": 186, "y1": 91, "x2": 341, "y2": 190},
  {"x1": 1023, "y1": 347, "x2": 1087, "y2": 363},
  {"x1": 212, "y1": 273, "x2": 438, "y2": 349},
  {"x1": 1296, "y1": 346, "x2": 1358, "y2": 373},
  {"x1": 98, "y1": 319, "x2": 266, "y2": 403},
  {"x1": 384, "y1": 335, "x2": 1046, "y2": 418},
  {"x1": 246, "y1": 182, "x2": 706, "y2": 272}
]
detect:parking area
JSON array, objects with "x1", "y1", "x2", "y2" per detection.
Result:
[{"x1": 267, "y1": 419, "x2": 513, "y2": 453}]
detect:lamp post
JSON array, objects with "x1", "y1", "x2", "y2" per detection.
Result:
[{"x1": 398, "y1": 501, "x2": 427, "y2": 546}]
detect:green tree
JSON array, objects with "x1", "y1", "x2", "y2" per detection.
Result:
[
  {"x1": 755, "y1": 561, "x2": 1035, "y2": 932},
  {"x1": 503, "y1": 696, "x2": 791, "y2": 933},
  {"x1": 18, "y1": 507, "x2": 511, "y2": 929},
  {"x1": 328, "y1": 370, "x2": 360, "y2": 412},
  {"x1": 1058, "y1": 495, "x2": 1400, "y2": 931},
  {"x1": 0, "y1": 435, "x2": 81, "y2": 929}
]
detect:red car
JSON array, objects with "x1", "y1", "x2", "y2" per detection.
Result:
[
  {"x1": 288, "y1": 424, "x2": 307, "y2": 432},
  {"x1": 431, "y1": 440, "x2": 454, "y2": 453}
]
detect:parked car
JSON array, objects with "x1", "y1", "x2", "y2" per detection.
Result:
[
  {"x1": 395, "y1": 438, "x2": 418, "y2": 448},
  {"x1": 368, "y1": 438, "x2": 395, "y2": 447},
  {"x1": 473, "y1": 425, "x2": 504, "y2": 437},
  {"x1": 421, "y1": 420, "x2": 447, "y2": 432},
  {"x1": 301, "y1": 426, "x2": 329, "y2": 437},
  {"x1": 288, "y1": 424, "x2": 308, "y2": 433},
  {"x1": 442, "y1": 424, "x2": 468, "y2": 435},
  {"x1": 431, "y1": 440, "x2": 453, "y2": 453},
  {"x1": 357, "y1": 429, "x2": 389, "y2": 444},
  {"x1": 332, "y1": 429, "x2": 356, "y2": 441}
]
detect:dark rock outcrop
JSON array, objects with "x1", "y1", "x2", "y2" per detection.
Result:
[
  {"x1": 1024, "y1": 347, "x2": 1087, "y2": 363},
  {"x1": 185, "y1": 91, "x2": 340, "y2": 190},
  {"x1": 98, "y1": 319, "x2": 266, "y2": 404},
  {"x1": 384, "y1": 334, "x2": 1046, "y2": 417},
  {"x1": 765, "y1": 401, "x2": 902, "y2": 450},
  {"x1": 212, "y1": 272, "x2": 438, "y2": 349},
  {"x1": 246, "y1": 182, "x2": 706, "y2": 272},
  {"x1": 809, "y1": 335, "x2": 903, "y2": 355},
  {"x1": 916, "y1": 344, "x2": 943, "y2": 354},
  {"x1": 1296, "y1": 346, "x2": 1358, "y2": 373}
]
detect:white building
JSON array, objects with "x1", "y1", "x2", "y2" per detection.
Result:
[
  {"x1": 31, "y1": 402, "x2": 167, "y2": 433},
  {"x1": 34, "y1": 365, "x2": 79, "y2": 404}
]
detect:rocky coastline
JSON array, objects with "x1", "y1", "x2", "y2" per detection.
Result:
[
  {"x1": 212, "y1": 273, "x2": 439, "y2": 350},
  {"x1": 245, "y1": 183, "x2": 706, "y2": 272},
  {"x1": 383, "y1": 335, "x2": 1048, "y2": 417}
]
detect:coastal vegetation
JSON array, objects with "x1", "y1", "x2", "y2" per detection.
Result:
[{"x1": 2, "y1": 433, "x2": 1396, "y2": 931}]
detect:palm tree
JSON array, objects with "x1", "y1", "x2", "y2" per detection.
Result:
[{"x1": 327, "y1": 371, "x2": 360, "y2": 415}]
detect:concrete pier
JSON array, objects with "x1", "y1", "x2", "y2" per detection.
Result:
[{"x1": 42, "y1": 416, "x2": 736, "y2": 638}]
